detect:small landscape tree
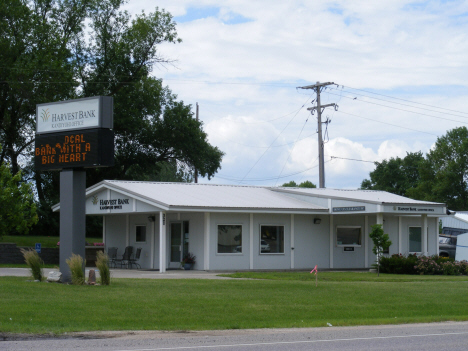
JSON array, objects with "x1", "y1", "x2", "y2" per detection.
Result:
[{"x1": 369, "y1": 224, "x2": 392, "y2": 276}]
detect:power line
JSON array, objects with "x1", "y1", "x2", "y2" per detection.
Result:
[
  {"x1": 238, "y1": 96, "x2": 311, "y2": 183},
  {"x1": 340, "y1": 84, "x2": 468, "y2": 116},
  {"x1": 327, "y1": 86, "x2": 468, "y2": 120},
  {"x1": 274, "y1": 114, "x2": 311, "y2": 186},
  {"x1": 330, "y1": 156, "x2": 376, "y2": 163},
  {"x1": 216, "y1": 161, "x2": 325, "y2": 182},
  {"x1": 336, "y1": 110, "x2": 438, "y2": 136},
  {"x1": 327, "y1": 91, "x2": 468, "y2": 126},
  {"x1": 221, "y1": 132, "x2": 318, "y2": 149}
]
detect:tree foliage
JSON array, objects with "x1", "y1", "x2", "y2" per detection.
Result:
[
  {"x1": 1, "y1": 0, "x2": 224, "y2": 235},
  {"x1": 281, "y1": 180, "x2": 317, "y2": 188},
  {"x1": 360, "y1": 152, "x2": 424, "y2": 196},
  {"x1": 361, "y1": 127, "x2": 468, "y2": 210},
  {"x1": 407, "y1": 127, "x2": 468, "y2": 210},
  {"x1": 0, "y1": 154, "x2": 38, "y2": 240}
]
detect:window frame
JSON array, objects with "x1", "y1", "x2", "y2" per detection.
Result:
[
  {"x1": 217, "y1": 224, "x2": 243, "y2": 255},
  {"x1": 259, "y1": 224, "x2": 285, "y2": 255},
  {"x1": 135, "y1": 224, "x2": 147, "y2": 243},
  {"x1": 336, "y1": 226, "x2": 362, "y2": 247}
]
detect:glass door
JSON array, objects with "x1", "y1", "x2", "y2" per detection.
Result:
[{"x1": 169, "y1": 222, "x2": 182, "y2": 268}]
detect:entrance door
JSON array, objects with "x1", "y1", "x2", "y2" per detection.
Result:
[
  {"x1": 169, "y1": 221, "x2": 190, "y2": 268},
  {"x1": 169, "y1": 222, "x2": 182, "y2": 268}
]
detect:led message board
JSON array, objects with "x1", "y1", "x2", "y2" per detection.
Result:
[{"x1": 35, "y1": 128, "x2": 114, "y2": 171}]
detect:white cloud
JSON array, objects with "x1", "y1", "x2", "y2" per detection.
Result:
[{"x1": 120, "y1": 1, "x2": 468, "y2": 188}]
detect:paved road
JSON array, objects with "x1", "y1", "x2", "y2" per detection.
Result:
[{"x1": 2, "y1": 322, "x2": 468, "y2": 351}]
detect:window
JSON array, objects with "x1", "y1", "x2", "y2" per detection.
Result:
[
  {"x1": 136, "y1": 225, "x2": 146, "y2": 243},
  {"x1": 409, "y1": 227, "x2": 421, "y2": 252},
  {"x1": 260, "y1": 225, "x2": 284, "y2": 254},
  {"x1": 218, "y1": 225, "x2": 242, "y2": 253},
  {"x1": 336, "y1": 226, "x2": 361, "y2": 246}
]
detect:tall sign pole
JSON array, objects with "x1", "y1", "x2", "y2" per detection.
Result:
[
  {"x1": 194, "y1": 102, "x2": 199, "y2": 184},
  {"x1": 298, "y1": 82, "x2": 336, "y2": 188},
  {"x1": 35, "y1": 96, "x2": 114, "y2": 282}
]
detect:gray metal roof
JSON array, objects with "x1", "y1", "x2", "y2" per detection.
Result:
[
  {"x1": 88, "y1": 181, "x2": 329, "y2": 212},
  {"x1": 271, "y1": 187, "x2": 445, "y2": 205}
]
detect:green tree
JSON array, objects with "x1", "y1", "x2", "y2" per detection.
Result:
[
  {"x1": 0, "y1": 154, "x2": 38, "y2": 240},
  {"x1": 360, "y1": 152, "x2": 424, "y2": 196},
  {"x1": 369, "y1": 224, "x2": 392, "y2": 276},
  {"x1": 282, "y1": 180, "x2": 317, "y2": 188},
  {"x1": 407, "y1": 127, "x2": 468, "y2": 210},
  {"x1": 1, "y1": 1, "x2": 224, "y2": 235}
]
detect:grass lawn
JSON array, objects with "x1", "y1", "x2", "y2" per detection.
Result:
[
  {"x1": 1, "y1": 236, "x2": 102, "y2": 248},
  {"x1": 1, "y1": 272, "x2": 468, "y2": 334}
]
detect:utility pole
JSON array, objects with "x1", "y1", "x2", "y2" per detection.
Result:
[
  {"x1": 194, "y1": 102, "x2": 199, "y2": 183},
  {"x1": 298, "y1": 82, "x2": 337, "y2": 188}
]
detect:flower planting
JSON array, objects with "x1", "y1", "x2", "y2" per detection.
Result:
[{"x1": 379, "y1": 253, "x2": 468, "y2": 276}]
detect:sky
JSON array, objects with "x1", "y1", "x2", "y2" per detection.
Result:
[{"x1": 121, "y1": 0, "x2": 468, "y2": 189}]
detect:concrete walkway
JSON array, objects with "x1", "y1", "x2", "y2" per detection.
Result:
[{"x1": 0, "y1": 267, "x2": 232, "y2": 279}]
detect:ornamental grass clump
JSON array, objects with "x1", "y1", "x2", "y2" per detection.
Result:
[
  {"x1": 95, "y1": 250, "x2": 110, "y2": 285},
  {"x1": 20, "y1": 248, "x2": 44, "y2": 281},
  {"x1": 66, "y1": 253, "x2": 85, "y2": 285}
]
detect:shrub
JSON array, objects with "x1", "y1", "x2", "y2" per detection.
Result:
[
  {"x1": 20, "y1": 248, "x2": 44, "y2": 281},
  {"x1": 415, "y1": 256, "x2": 442, "y2": 275},
  {"x1": 95, "y1": 250, "x2": 110, "y2": 285},
  {"x1": 66, "y1": 254, "x2": 85, "y2": 285},
  {"x1": 441, "y1": 261, "x2": 458, "y2": 275},
  {"x1": 460, "y1": 260, "x2": 468, "y2": 275},
  {"x1": 379, "y1": 254, "x2": 418, "y2": 274}
]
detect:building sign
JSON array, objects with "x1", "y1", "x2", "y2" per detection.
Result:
[
  {"x1": 393, "y1": 206, "x2": 435, "y2": 212},
  {"x1": 36, "y1": 96, "x2": 113, "y2": 134},
  {"x1": 91, "y1": 195, "x2": 130, "y2": 210},
  {"x1": 333, "y1": 206, "x2": 366, "y2": 212},
  {"x1": 35, "y1": 129, "x2": 114, "y2": 170}
]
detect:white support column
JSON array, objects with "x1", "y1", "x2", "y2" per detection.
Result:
[
  {"x1": 422, "y1": 214, "x2": 428, "y2": 255},
  {"x1": 291, "y1": 214, "x2": 295, "y2": 269},
  {"x1": 204, "y1": 212, "x2": 210, "y2": 271},
  {"x1": 159, "y1": 212, "x2": 166, "y2": 273},
  {"x1": 126, "y1": 214, "x2": 130, "y2": 247},
  {"x1": 436, "y1": 217, "x2": 440, "y2": 255},
  {"x1": 364, "y1": 215, "x2": 369, "y2": 268},
  {"x1": 329, "y1": 215, "x2": 334, "y2": 269},
  {"x1": 102, "y1": 216, "x2": 106, "y2": 245},
  {"x1": 250, "y1": 213, "x2": 254, "y2": 270},
  {"x1": 398, "y1": 216, "x2": 402, "y2": 254},
  {"x1": 376, "y1": 213, "x2": 383, "y2": 226},
  {"x1": 150, "y1": 218, "x2": 155, "y2": 269}
]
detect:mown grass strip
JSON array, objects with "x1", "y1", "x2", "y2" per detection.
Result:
[
  {"x1": 219, "y1": 271, "x2": 468, "y2": 282},
  {"x1": 1, "y1": 275, "x2": 468, "y2": 334},
  {"x1": 2, "y1": 236, "x2": 102, "y2": 248}
]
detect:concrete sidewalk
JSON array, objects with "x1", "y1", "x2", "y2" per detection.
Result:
[{"x1": 0, "y1": 267, "x2": 232, "y2": 279}]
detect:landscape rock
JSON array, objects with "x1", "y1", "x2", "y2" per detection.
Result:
[
  {"x1": 88, "y1": 269, "x2": 96, "y2": 285},
  {"x1": 46, "y1": 271, "x2": 62, "y2": 283}
]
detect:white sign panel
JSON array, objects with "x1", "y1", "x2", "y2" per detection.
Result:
[{"x1": 36, "y1": 96, "x2": 113, "y2": 134}]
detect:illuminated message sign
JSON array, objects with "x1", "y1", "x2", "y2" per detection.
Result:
[
  {"x1": 36, "y1": 96, "x2": 113, "y2": 134},
  {"x1": 35, "y1": 129, "x2": 114, "y2": 170}
]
